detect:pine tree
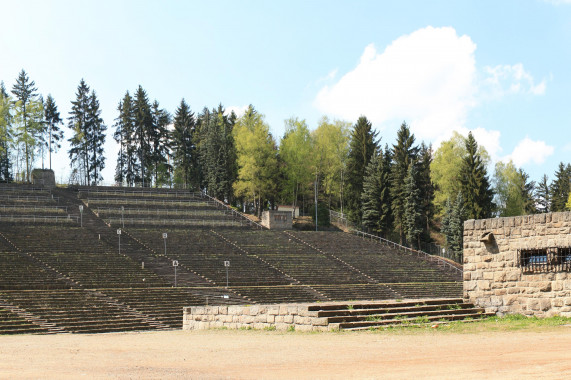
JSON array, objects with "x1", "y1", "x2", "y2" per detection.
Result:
[
  {"x1": 0, "y1": 82, "x2": 13, "y2": 181},
  {"x1": 378, "y1": 145, "x2": 393, "y2": 237},
  {"x1": 132, "y1": 86, "x2": 153, "y2": 187},
  {"x1": 441, "y1": 198, "x2": 452, "y2": 243},
  {"x1": 43, "y1": 94, "x2": 63, "y2": 171},
  {"x1": 550, "y1": 162, "x2": 571, "y2": 212},
  {"x1": 172, "y1": 99, "x2": 197, "y2": 189},
  {"x1": 361, "y1": 151, "x2": 381, "y2": 232},
  {"x1": 11, "y1": 69, "x2": 41, "y2": 182},
  {"x1": 391, "y1": 122, "x2": 419, "y2": 244},
  {"x1": 113, "y1": 92, "x2": 138, "y2": 185},
  {"x1": 535, "y1": 174, "x2": 550, "y2": 213},
  {"x1": 404, "y1": 163, "x2": 423, "y2": 249},
  {"x1": 459, "y1": 132, "x2": 494, "y2": 220},
  {"x1": 68, "y1": 80, "x2": 106, "y2": 185},
  {"x1": 418, "y1": 143, "x2": 435, "y2": 244},
  {"x1": 86, "y1": 91, "x2": 106, "y2": 184},
  {"x1": 150, "y1": 100, "x2": 171, "y2": 187},
  {"x1": 68, "y1": 79, "x2": 90, "y2": 184},
  {"x1": 449, "y1": 191, "x2": 466, "y2": 254},
  {"x1": 346, "y1": 116, "x2": 378, "y2": 223}
]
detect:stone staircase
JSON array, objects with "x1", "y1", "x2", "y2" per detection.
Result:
[{"x1": 310, "y1": 298, "x2": 493, "y2": 330}]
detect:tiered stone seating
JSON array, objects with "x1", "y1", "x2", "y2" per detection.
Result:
[
  {"x1": 102, "y1": 287, "x2": 242, "y2": 328},
  {"x1": 221, "y1": 230, "x2": 373, "y2": 285},
  {"x1": 0, "y1": 186, "x2": 76, "y2": 224},
  {"x1": 2, "y1": 225, "x2": 167, "y2": 288},
  {"x1": 0, "y1": 184, "x2": 466, "y2": 334},
  {"x1": 291, "y1": 232, "x2": 461, "y2": 283},
  {"x1": 228, "y1": 285, "x2": 327, "y2": 304},
  {"x1": 81, "y1": 188, "x2": 246, "y2": 228},
  {"x1": 0, "y1": 289, "x2": 157, "y2": 333},
  {"x1": 0, "y1": 306, "x2": 50, "y2": 334},
  {"x1": 129, "y1": 228, "x2": 292, "y2": 286}
]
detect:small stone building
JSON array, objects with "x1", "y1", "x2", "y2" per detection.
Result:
[
  {"x1": 463, "y1": 211, "x2": 571, "y2": 317},
  {"x1": 31, "y1": 169, "x2": 56, "y2": 188},
  {"x1": 261, "y1": 210, "x2": 292, "y2": 230}
]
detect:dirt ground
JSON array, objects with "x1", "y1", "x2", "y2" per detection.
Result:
[{"x1": 1, "y1": 328, "x2": 570, "y2": 379}]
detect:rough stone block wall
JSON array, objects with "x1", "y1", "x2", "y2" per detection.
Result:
[
  {"x1": 183, "y1": 304, "x2": 334, "y2": 332},
  {"x1": 463, "y1": 211, "x2": 571, "y2": 317}
]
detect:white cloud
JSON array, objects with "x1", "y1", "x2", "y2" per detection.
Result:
[
  {"x1": 314, "y1": 26, "x2": 478, "y2": 140},
  {"x1": 505, "y1": 138, "x2": 555, "y2": 166},
  {"x1": 314, "y1": 26, "x2": 547, "y2": 147},
  {"x1": 225, "y1": 105, "x2": 249, "y2": 118},
  {"x1": 483, "y1": 63, "x2": 546, "y2": 98}
]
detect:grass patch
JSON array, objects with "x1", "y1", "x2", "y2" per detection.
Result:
[{"x1": 364, "y1": 314, "x2": 571, "y2": 334}]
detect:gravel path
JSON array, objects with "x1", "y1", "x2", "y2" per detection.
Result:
[{"x1": 1, "y1": 328, "x2": 570, "y2": 379}]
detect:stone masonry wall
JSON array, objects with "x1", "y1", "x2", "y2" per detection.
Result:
[
  {"x1": 463, "y1": 211, "x2": 571, "y2": 317},
  {"x1": 261, "y1": 210, "x2": 292, "y2": 230},
  {"x1": 183, "y1": 303, "x2": 334, "y2": 332}
]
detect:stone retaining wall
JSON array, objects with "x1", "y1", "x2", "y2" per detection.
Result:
[
  {"x1": 463, "y1": 211, "x2": 571, "y2": 317},
  {"x1": 183, "y1": 303, "x2": 333, "y2": 331}
]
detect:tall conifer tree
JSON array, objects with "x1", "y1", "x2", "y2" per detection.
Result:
[
  {"x1": 390, "y1": 122, "x2": 419, "y2": 244},
  {"x1": 404, "y1": 163, "x2": 423, "y2": 249},
  {"x1": 172, "y1": 99, "x2": 197, "y2": 189},
  {"x1": 346, "y1": 116, "x2": 378, "y2": 223},
  {"x1": 43, "y1": 94, "x2": 63, "y2": 171},
  {"x1": 550, "y1": 162, "x2": 571, "y2": 212},
  {"x1": 459, "y1": 132, "x2": 494, "y2": 219}
]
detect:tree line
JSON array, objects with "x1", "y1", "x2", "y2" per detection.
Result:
[{"x1": 1, "y1": 69, "x2": 570, "y2": 253}]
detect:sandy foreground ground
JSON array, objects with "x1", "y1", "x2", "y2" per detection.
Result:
[{"x1": 1, "y1": 328, "x2": 570, "y2": 380}]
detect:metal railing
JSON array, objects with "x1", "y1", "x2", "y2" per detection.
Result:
[
  {"x1": 200, "y1": 192, "x2": 266, "y2": 230},
  {"x1": 0, "y1": 195, "x2": 59, "y2": 202},
  {"x1": 86, "y1": 198, "x2": 213, "y2": 207},
  {"x1": 351, "y1": 229, "x2": 463, "y2": 275},
  {"x1": 0, "y1": 214, "x2": 78, "y2": 223},
  {"x1": 79, "y1": 189, "x2": 201, "y2": 198},
  {"x1": 0, "y1": 205, "x2": 68, "y2": 213},
  {"x1": 105, "y1": 217, "x2": 245, "y2": 227},
  {"x1": 330, "y1": 209, "x2": 462, "y2": 264},
  {"x1": 95, "y1": 207, "x2": 230, "y2": 217}
]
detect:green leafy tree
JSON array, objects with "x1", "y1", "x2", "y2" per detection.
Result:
[
  {"x1": 459, "y1": 132, "x2": 494, "y2": 220},
  {"x1": 391, "y1": 122, "x2": 418, "y2": 244},
  {"x1": 550, "y1": 162, "x2": 571, "y2": 212},
  {"x1": 279, "y1": 117, "x2": 314, "y2": 212},
  {"x1": 312, "y1": 117, "x2": 351, "y2": 212},
  {"x1": 233, "y1": 105, "x2": 278, "y2": 216},
  {"x1": 404, "y1": 163, "x2": 423, "y2": 249},
  {"x1": 494, "y1": 161, "x2": 536, "y2": 216},
  {"x1": 346, "y1": 116, "x2": 378, "y2": 223},
  {"x1": 566, "y1": 192, "x2": 571, "y2": 211},
  {"x1": 431, "y1": 131, "x2": 491, "y2": 216}
]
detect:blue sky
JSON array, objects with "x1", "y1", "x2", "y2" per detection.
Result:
[{"x1": 1, "y1": 0, "x2": 570, "y2": 184}]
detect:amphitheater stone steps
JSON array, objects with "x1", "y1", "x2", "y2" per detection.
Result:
[{"x1": 307, "y1": 299, "x2": 493, "y2": 330}]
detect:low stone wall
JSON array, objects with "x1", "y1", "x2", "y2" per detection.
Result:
[
  {"x1": 183, "y1": 303, "x2": 332, "y2": 332},
  {"x1": 463, "y1": 211, "x2": 571, "y2": 317}
]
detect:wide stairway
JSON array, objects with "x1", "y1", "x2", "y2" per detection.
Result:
[
  {"x1": 0, "y1": 184, "x2": 464, "y2": 334},
  {"x1": 311, "y1": 299, "x2": 493, "y2": 330}
]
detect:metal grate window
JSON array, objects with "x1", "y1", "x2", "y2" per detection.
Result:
[{"x1": 518, "y1": 247, "x2": 571, "y2": 272}]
